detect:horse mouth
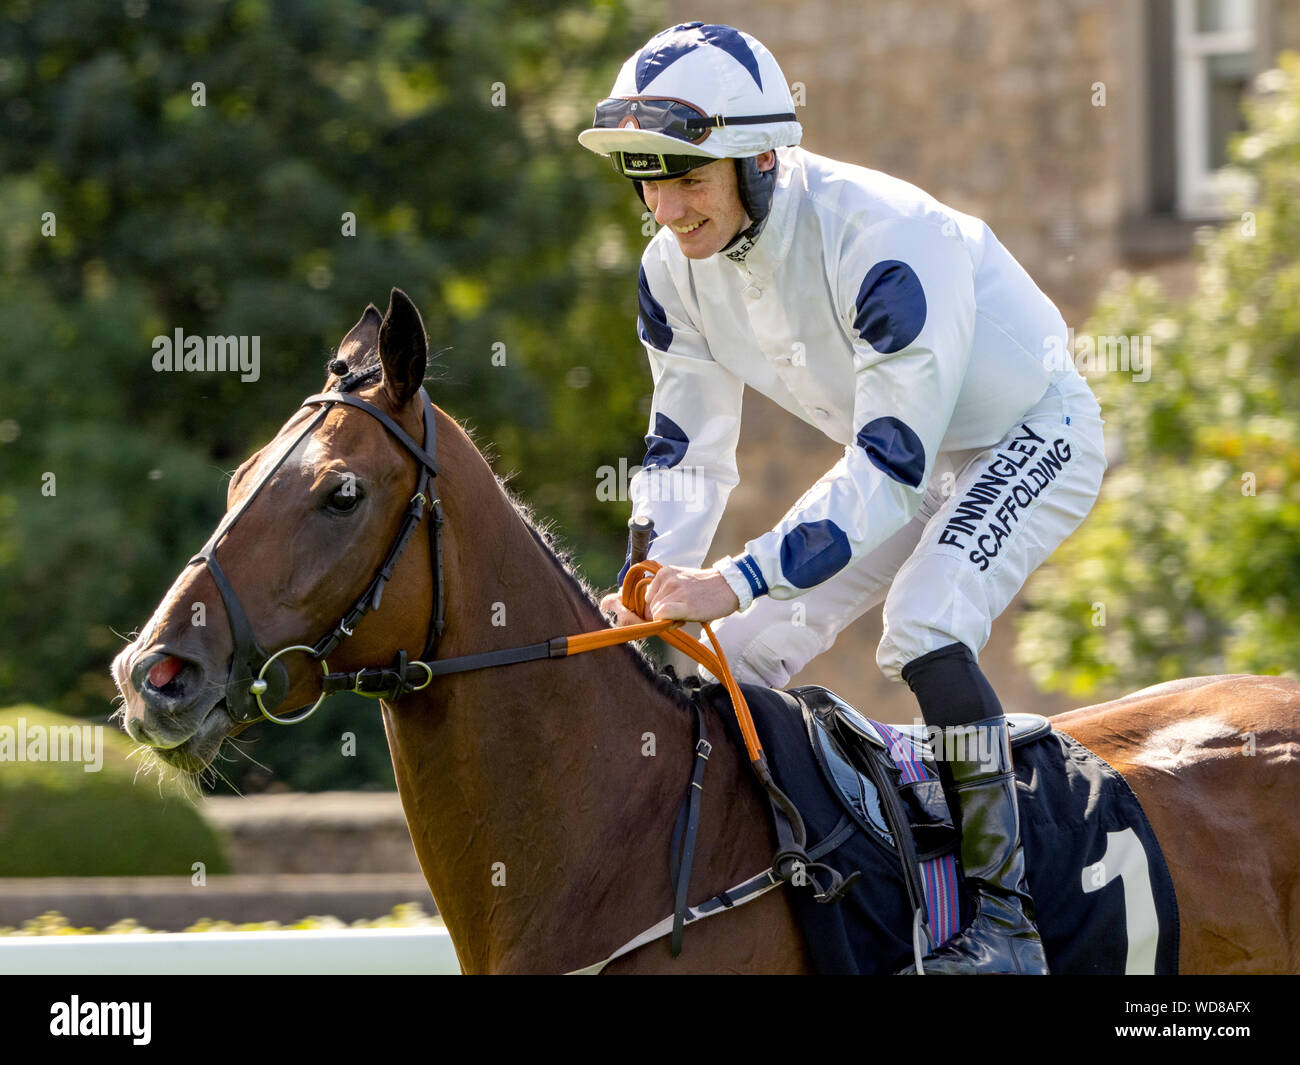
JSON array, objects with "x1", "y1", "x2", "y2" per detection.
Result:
[{"x1": 147, "y1": 699, "x2": 234, "y2": 773}]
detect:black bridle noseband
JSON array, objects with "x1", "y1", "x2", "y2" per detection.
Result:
[{"x1": 188, "y1": 366, "x2": 446, "y2": 725}]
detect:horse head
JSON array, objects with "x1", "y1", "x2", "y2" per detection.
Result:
[{"x1": 112, "y1": 288, "x2": 444, "y2": 773}]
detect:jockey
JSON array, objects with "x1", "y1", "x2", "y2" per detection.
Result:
[{"x1": 580, "y1": 22, "x2": 1106, "y2": 975}]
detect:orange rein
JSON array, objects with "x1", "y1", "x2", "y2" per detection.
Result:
[{"x1": 561, "y1": 561, "x2": 766, "y2": 767}]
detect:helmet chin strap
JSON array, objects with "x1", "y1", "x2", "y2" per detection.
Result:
[
  {"x1": 721, "y1": 211, "x2": 768, "y2": 257},
  {"x1": 733, "y1": 155, "x2": 778, "y2": 227},
  {"x1": 722, "y1": 154, "x2": 778, "y2": 260}
]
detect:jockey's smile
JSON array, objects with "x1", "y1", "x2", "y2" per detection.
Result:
[{"x1": 644, "y1": 153, "x2": 776, "y2": 259}]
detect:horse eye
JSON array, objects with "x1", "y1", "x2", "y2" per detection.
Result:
[{"x1": 324, "y1": 483, "x2": 364, "y2": 514}]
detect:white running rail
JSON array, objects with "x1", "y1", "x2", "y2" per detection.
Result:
[{"x1": 0, "y1": 927, "x2": 461, "y2": 975}]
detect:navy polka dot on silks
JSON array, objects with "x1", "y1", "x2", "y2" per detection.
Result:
[{"x1": 854, "y1": 260, "x2": 927, "y2": 353}]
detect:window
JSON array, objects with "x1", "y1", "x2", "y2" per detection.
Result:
[{"x1": 1172, "y1": 0, "x2": 1257, "y2": 217}]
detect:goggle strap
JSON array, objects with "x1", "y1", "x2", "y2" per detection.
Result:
[{"x1": 683, "y1": 111, "x2": 798, "y2": 131}]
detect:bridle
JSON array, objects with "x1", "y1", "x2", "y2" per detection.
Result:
[
  {"x1": 187, "y1": 360, "x2": 620, "y2": 727},
  {"x1": 188, "y1": 364, "x2": 446, "y2": 725}
]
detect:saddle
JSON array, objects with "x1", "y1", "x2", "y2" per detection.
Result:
[
  {"x1": 693, "y1": 677, "x2": 1180, "y2": 974},
  {"x1": 796, "y1": 686, "x2": 1051, "y2": 846},
  {"x1": 789, "y1": 685, "x2": 1051, "y2": 948}
]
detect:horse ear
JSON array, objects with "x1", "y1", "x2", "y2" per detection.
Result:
[
  {"x1": 331, "y1": 304, "x2": 383, "y2": 381},
  {"x1": 378, "y1": 288, "x2": 429, "y2": 407}
]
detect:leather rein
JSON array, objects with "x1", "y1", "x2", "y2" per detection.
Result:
[{"x1": 192, "y1": 371, "x2": 857, "y2": 965}]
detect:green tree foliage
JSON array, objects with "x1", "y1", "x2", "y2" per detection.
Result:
[
  {"x1": 0, "y1": 1, "x2": 664, "y2": 788},
  {"x1": 1016, "y1": 55, "x2": 1300, "y2": 698},
  {"x1": 0, "y1": 705, "x2": 230, "y2": 875}
]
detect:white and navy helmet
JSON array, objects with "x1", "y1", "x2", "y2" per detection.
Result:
[{"x1": 578, "y1": 22, "x2": 802, "y2": 181}]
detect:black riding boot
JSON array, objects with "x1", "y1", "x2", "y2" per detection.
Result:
[
  {"x1": 900, "y1": 717, "x2": 1048, "y2": 973},
  {"x1": 895, "y1": 643, "x2": 1048, "y2": 975}
]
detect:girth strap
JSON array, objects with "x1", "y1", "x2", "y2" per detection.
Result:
[{"x1": 569, "y1": 813, "x2": 860, "y2": 975}]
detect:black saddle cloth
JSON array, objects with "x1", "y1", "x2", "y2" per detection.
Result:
[{"x1": 696, "y1": 681, "x2": 1180, "y2": 975}]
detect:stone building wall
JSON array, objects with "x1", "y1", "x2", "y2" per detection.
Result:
[{"x1": 666, "y1": 0, "x2": 1132, "y2": 323}]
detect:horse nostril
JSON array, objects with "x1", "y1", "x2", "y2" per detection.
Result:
[{"x1": 148, "y1": 654, "x2": 186, "y2": 690}]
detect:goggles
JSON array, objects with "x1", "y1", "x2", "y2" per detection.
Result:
[{"x1": 592, "y1": 95, "x2": 797, "y2": 178}]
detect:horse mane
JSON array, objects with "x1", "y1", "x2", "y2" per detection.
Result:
[{"x1": 497, "y1": 479, "x2": 698, "y2": 714}]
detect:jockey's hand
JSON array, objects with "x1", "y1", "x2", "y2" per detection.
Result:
[
  {"x1": 599, "y1": 590, "x2": 645, "y2": 628},
  {"x1": 601, "y1": 565, "x2": 740, "y2": 627}
]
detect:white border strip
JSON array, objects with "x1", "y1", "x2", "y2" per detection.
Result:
[{"x1": 0, "y1": 927, "x2": 461, "y2": 975}]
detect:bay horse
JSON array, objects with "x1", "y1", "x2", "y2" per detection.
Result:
[{"x1": 112, "y1": 290, "x2": 1300, "y2": 974}]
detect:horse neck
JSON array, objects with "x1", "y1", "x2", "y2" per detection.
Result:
[{"x1": 384, "y1": 428, "x2": 768, "y2": 973}]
